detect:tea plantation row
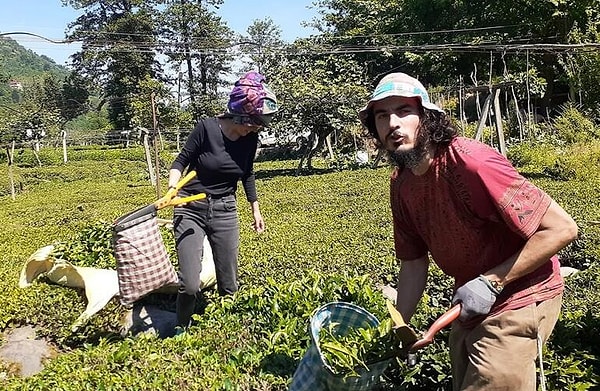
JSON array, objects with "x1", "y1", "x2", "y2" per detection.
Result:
[{"x1": 0, "y1": 145, "x2": 597, "y2": 390}]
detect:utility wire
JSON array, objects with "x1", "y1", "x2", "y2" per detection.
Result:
[{"x1": 6, "y1": 27, "x2": 597, "y2": 54}]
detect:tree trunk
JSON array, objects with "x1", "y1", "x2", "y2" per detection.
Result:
[
  {"x1": 325, "y1": 134, "x2": 335, "y2": 161},
  {"x1": 152, "y1": 94, "x2": 161, "y2": 198},
  {"x1": 510, "y1": 86, "x2": 524, "y2": 140},
  {"x1": 493, "y1": 89, "x2": 507, "y2": 156}
]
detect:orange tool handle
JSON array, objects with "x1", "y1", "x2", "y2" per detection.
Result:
[{"x1": 409, "y1": 304, "x2": 461, "y2": 352}]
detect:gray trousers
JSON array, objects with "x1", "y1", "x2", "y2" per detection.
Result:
[{"x1": 173, "y1": 194, "x2": 239, "y2": 327}]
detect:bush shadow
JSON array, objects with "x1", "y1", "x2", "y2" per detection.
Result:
[{"x1": 258, "y1": 352, "x2": 298, "y2": 378}]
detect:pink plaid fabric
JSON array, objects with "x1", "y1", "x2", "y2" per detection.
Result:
[{"x1": 113, "y1": 206, "x2": 178, "y2": 306}]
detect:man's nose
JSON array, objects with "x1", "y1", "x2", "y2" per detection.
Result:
[{"x1": 388, "y1": 113, "x2": 402, "y2": 129}]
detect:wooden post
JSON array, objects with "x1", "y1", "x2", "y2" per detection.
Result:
[
  {"x1": 62, "y1": 130, "x2": 68, "y2": 163},
  {"x1": 510, "y1": 86, "x2": 524, "y2": 140},
  {"x1": 31, "y1": 142, "x2": 42, "y2": 167},
  {"x1": 492, "y1": 89, "x2": 507, "y2": 156},
  {"x1": 7, "y1": 141, "x2": 15, "y2": 200},
  {"x1": 458, "y1": 75, "x2": 465, "y2": 127},
  {"x1": 474, "y1": 93, "x2": 493, "y2": 141},
  {"x1": 142, "y1": 128, "x2": 156, "y2": 186},
  {"x1": 151, "y1": 93, "x2": 161, "y2": 198}
]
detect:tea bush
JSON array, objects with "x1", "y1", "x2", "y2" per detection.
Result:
[{"x1": 0, "y1": 143, "x2": 598, "y2": 390}]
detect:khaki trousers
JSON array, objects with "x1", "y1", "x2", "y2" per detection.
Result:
[{"x1": 449, "y1": 294, "x2": 562, "y2": 391}]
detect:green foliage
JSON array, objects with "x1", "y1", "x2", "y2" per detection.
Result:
[
  {"x1": 544, "y1": 264, "x2": 600, "y2": 390},
  {"x1": 507, "y1": 140, "x2": 600, "y2": 270},
  {"x1": 51, "y1": 221, "x2": 116, "y2": 269},
  {"x1": 130, "y1": 76, "x2": 191, "y2": 131},
  {"x1": 542, "y1": 141, "x2": 600, "y2": 181},
  {"x1": 320, "y1": 318, "x2": 397, "y2": 377},
  {"x1": 59, "y1": 72, "x2": 91, "y2": 122},
  {"x1": 268, "y1": 50, "x2": 370, "y2": 169},
  {"x1": 0, "y1": 37, "x2": 67, "y2": 83},
  {"x1": 551, "y1": 103, "x2": 600, "y2": 144},
  {"x1": 508, "y1": 139, "x2": 600, "y2": 182},
  {"x1": 158, "y1": 0, "x2": 233, "y2": 121},
  {"x1": 0, "y1": 100, "x2": 62, "y2": 144},
  {"x1": 65, "y1": 1, "x2": 161, "y2": 130},
  {"x1": 560, "y1": 19, "x2": 600, "y2": 119},
  {"x1": 507, "y1": 141, "x2": 559, "y2": 174},
  {"x1": 240, "y1": 17, "x2": 284, "y2": 75},
  {"x1": 0, "y1": 146, "x2": 598, "y2": 389},
  {"x1": 63, "y1": 108, "x2": 112, "y2": 144},
  {"x1": 0, "y1": 41, "x2": 82, "y2": 142}
]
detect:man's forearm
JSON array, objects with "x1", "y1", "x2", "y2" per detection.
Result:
[{"x1": 396, "y1": 255, "x2": 429, "y2": 322}]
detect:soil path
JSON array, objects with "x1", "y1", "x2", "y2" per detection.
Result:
[{"x1": 0, "y1": 325, "x2": 55, "y2": 377}]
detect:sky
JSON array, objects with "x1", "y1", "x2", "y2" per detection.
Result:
[{"x1": 0, "y1": 0, "x2": 318, "y2": 66}]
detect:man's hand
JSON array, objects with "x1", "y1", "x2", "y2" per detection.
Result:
[{"x1": 452, "y1": 275, "x2": 499, "y2": 321}]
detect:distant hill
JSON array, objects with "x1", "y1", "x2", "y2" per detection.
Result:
[
  {"x1": 0, "y1": 36, "x2": 68, "y2": 78},
  {"x1": 0, "y1": 36, "x2": 69, "y2": 104}
]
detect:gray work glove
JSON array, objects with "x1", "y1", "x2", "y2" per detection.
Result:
[{"x1": 452, "y1": 275, "x2": 499, "y2": 321}]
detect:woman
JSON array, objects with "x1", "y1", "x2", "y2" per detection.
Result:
[{"x1": 167, "y1": 71, "x2": 278, "y2": 331}]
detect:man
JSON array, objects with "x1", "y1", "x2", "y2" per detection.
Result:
[{"x1": 359, "y1": 72, "x2": 578, "y2": 390}]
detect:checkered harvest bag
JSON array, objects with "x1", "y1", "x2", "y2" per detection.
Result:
[
  {"x1": 112, "y1": 204, "x2": 178, "y2": 307},
  {"x1": 289, "y1": 302, "x2": 392, "y2": 391}
]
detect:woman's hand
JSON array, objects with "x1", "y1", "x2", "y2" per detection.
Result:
[
  {"x1": 251, "y1": 201, "x2": 265, "y2": 233},
  {"x1": 253, "y1": 214, "x2": 265, "y2": 233}
]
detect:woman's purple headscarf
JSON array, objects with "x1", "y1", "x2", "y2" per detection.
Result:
[{"x1": 227, "y1": 71, "x2": 278, "y2": 117}]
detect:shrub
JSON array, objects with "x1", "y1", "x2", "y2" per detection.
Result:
[
  {"x1": 551, "y1": 103, "x2": 600, "y2": 144},
  {"x1": 0, "y1": 150, "x2": 598, "y2": 389}
]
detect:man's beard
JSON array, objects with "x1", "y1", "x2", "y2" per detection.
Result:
[{"x1": 388, "y1": 136, "x2": 428, "y2": 169}]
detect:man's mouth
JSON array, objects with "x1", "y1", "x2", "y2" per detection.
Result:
[{"x1": 388, "y1": 131, "x2": 405, "y2": 146}]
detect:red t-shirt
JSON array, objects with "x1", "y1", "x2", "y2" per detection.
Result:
[{"x1": 391, "y1": 137, "x2": 563, "y2": 317}]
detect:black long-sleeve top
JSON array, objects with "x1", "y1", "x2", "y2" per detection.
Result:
[{"x1": 170, "y1": 118, "x2": 259, "y2": 202}]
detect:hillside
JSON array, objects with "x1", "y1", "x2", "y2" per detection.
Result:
[{"x1": 0, "y1": 36, "x2": 68, "y2": 103}]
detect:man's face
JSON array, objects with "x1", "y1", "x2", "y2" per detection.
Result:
[{"x1": 372, "y1": 96, "x2": 422, "y2": 154}]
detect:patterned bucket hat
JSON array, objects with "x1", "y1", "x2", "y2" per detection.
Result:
[
  {"x1": 227, "y1": 71, "x2": 278, "y2": 124},
  {"x1": 359, "y1": 72, "x2": 443, "y2": 127}
]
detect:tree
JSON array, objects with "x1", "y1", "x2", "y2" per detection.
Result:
[
  {"x1": 63, "y1": 0, "x2": 162, "y2": 130},
  {"x1": 269, "y1": 40, "x2": 369, "y2": 172},
  {"x1": 60, "y1": 72, "x2": 91, "y2": 122},
  {"x1": 239, "y1": 17, "x2": 285, "y2": 76},
  {"x1": 310, "y1": 0, "x2": 600, "y2": 117},
  {"x1": 130, "y1": 75, "x2": 192, "y2": 133},
  {"x1": 560, "y1": 16, "x2": 600, "y2": 118},
  {"x1": 158, "y1": 0, "x2": 234, "y2": 120}
]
